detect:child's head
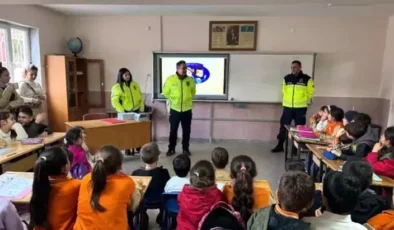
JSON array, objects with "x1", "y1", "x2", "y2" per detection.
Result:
[
  {"x1": 140, "y1": 142, "x2": 160, "y2": 165},
  {"x1": 0, "y1": 111, "x2": 14, "y2": 131},
  {"x1": 24, "y1": 64, "x2": 38, "y2": 81},
  {"x1": 65, "y1": 127, "x2": 83, "y2": 146},
  {"x1": 354, "y1": 113, "x2": 372, "y2": 127},
  {"x1": 190, "y1": 160, "x2": 215, "y2": 189},
  {"x1": 211, "y1": 147, "x2": 229, "y2": 169},
  {"x1": 345, "y1": 122, "x2": 367, "y2": 140},
  {"x1": 319, "y1": 105, "x2": 328, "y2": 117},
  {"x1": 323, "y1": 171, "x2": 362, "y2": 214},
  {"x1": 380, "y1": 126, "x2": 394, "y2": 148},
  {"x1": 73, "y1": 126, "x2": 87, "y2": 140},
  {"x1": 277, "y1": 171, "x2": 315, "y2": 213},
  {"x1": 343, "y1": 110, "x2": 359, "y2": 126},
  {"x1": 29, "y1": 147, "x2": 71, "y2": 227},
  {"x1": 328, "y1": 106, "x2": 344, "y2": 122},
  {"x1": 91, "y1": 145, "x2": 123, "y2": 212},
  {"x1": 173, "y1": 154, "x2": 191, "y2": 178},
  {"x1": 0, "y1": 67, "x2": 10, "y2": 84},
  {"x1": 342, "y1": 160, "x2": 373, "y2": 191},
  {"x1": 18, "y1": 106, "x2": 34, "y2": 126},
  {"x1": 230, "y1": 155, "x2": 257, "y2": 222}
]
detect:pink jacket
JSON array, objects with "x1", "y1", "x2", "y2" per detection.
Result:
[{"x1": 67, "y1": 145, "x2": 92, "y2": 172}]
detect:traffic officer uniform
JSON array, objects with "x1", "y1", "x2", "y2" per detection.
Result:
[{"x1": 111, "y1": 81, "x2": 145, "y2": 113}]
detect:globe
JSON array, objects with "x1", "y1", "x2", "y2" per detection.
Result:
[{"x1": 67, "y1": 37, "x2": 83, "y2": 56}]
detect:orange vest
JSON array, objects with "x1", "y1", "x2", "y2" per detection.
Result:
[{"x1": 367, "y1": 210, "x2": 394, "y2": 230}]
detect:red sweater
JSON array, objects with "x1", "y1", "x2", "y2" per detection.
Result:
[
  {"x1": 365, "y1": 152, "x2": 394, "y2": 179},
  {"x1": 177, "y1": 185, "x2": 224, "y2": 230}
]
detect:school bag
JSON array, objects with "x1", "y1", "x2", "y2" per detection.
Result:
[
  {"x1": 70, "y1": 162, "x2": 89, "y2": 179},
  {"x1": 198, "y1": 201, "x2": 245, "y2": 230}
]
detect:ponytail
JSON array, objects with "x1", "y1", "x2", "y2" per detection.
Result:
[{"x1": 90, "y1": 160, "x2": 107, "y2": 212}]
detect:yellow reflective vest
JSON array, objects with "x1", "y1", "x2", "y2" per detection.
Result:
[
  {"x1": 111, "y1": 81, "x2": 144, "y2": 113},
  {"x1": 163, "y1": 74, "x2": 196, "y2": 112},
  {"x1": 282, "y1": 73, "x2": 314, "y2": 108}
]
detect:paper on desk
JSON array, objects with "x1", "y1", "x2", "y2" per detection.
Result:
[
  {"x1": 0, "y1": 174, "x2": 33, "y2": 199},
  {"x1": 372, "y1": 173, "x2": 382, "y2": 182},
  {"x1": 0, "y1": 148, "x2": 13, "y2": 156}
]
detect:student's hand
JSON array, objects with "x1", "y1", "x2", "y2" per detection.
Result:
[
  {"x1": 326, "y1": 145, "x2": 333, "y2": 152},
  {"x1": 39, "y1": 131, "x2": 49, "y2": 137},
  {"x1": 35, "y1": 113, "x2": 47, "y2": 124},
  {"x1": 32, "y1": 98, "x2": 41, "y2": 105},
  {"x1": 372, "y1": 142, "x2": 383, "y2": 153}
]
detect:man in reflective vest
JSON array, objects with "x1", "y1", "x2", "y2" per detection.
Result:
[
  {"x1": 163, "y1": 60, "x2": 196, "y2": 156},
  {"x1": 271, "y1": 60, "x2": 315, "y2": 153}
]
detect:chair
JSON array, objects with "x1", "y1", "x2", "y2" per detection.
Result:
[
  {"x1": 82, "y1": 113, "x2": 109, "y2": 121},
  {"x1": 161, "y1": 192, "x2": 180, "y2": 230}
]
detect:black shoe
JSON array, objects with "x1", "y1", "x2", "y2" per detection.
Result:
[
  {"x1": 125, "y1": 149, "x2": 134, "y2": 156},
  {"x1": 271, "y1": 145, "x2": 284, "y2": 153},
  {"x1": 166, "y1": 149, "x2": 176, "y2": 156},
  {"x1": 183, "y1": 149, "x2": 191, "y2": 156}
]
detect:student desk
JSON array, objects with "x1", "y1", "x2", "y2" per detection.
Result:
[
  {"x1": 2, "y1": 172, "x2": 152, "y2": 211},
  {"x1": 65, "y1": 120, "x2": 151, "y2": 153},
  {"x1": 43, "y1": 132, "x2": 66, "y2": 145},
  {"x1": 306, "y1": 144, "x2": 394, "y2": 188}
]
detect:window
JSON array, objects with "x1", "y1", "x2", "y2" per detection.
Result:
[{"x1": 0, "y1": 22, "x2": 30, "y2": 82}]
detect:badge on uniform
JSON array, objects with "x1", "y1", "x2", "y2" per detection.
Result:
[{"x1": 186, "y1": 81, "x2": 190, "y2": 87}]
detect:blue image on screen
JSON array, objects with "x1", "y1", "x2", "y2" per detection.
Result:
[{"x1": 186, "y1": 63, "x2": 210, "y2": 84}]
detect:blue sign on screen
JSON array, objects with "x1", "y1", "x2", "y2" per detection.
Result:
[{"x1": 186, "y1": 63, "x2": 210, "y2": 84}]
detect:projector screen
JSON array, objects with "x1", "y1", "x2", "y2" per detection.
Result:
[{"x1": 153, "y1": 53, "x2": 229, "y2": 100}]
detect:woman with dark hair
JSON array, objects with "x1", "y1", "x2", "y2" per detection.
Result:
[{"x1": 0, "y1": 67, "x2": 23, "y2": 112}]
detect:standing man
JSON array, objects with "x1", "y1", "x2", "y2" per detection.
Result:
[
  {"x1": 271, "y1": 60, "x2": 315, "y2": 153},
  {"x1": 163, "y1": 60, "x2": 196, "y2": 156}
]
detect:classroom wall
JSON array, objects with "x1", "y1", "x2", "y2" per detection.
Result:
[{"x1": 67, "y1": 16, "x2": 389, "y2": 141}]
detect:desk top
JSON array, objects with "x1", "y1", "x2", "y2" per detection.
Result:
[
  {"x1": 306, "y1": 144, "x2": 394, "y2": 188},
  {"x1": 2, "y1": 172, "x2": 152, "y2": 204},
  {"x1": 285, "y1": 125, "x2": 329, "y2": 146},
  {"x1": 43, "y1": 132, "x2": 65, "y2": 144},
  {"x1": 66, "y1": 119, "x2": 150, "y2": 129}
]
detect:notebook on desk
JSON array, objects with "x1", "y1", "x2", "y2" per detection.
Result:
[
  {"x1": 0, "y1": 173, "x2": 32, "y2": 199},
  {"x1": 100, "y1": 118, "x2": 126, "y2": 124}
]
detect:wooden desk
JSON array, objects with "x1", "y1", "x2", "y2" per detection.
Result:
[
  {"x1": 43, "y1": 132, "x2": 66, "y2": 145},
  {"x1": 306, "y1": 144, "x2": 394, "y2": 188},
  {"x1": 0, "y1": 143, "x2": 42, "y2": 173},
  {"x1": 65, "y1": 119, "x2": 151, "y2": 153}
]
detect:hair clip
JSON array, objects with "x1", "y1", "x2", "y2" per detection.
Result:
[
  {"x1": 194, "y1": 171, "x2": 199, "y2": 177},
  {"x1": 97, "y1": 157, "x2": 104, "y2": 163},
  {"x1": 40, "y1": 156, "x2": 47, "y2": 161}
]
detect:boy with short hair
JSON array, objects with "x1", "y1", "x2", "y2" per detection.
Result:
[
  {"x1": 211, "y1": 147, "x2": 231, "y2": 181},
  {"x1": 303, "y1": 171, "x2": 366, "y2": 229},
  {"x1": 164, "y1": 154, "x2": 191, "y2": 192},
  {"x1": 248, "y1": 171, "x2": 315, "y2": 230},
  {"x1": 18, "y1": 105, "x2": 52, "y2": 138}
]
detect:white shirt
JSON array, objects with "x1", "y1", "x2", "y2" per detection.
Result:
[
  {"x1": 0, "y1": 123, "x2": 28, "y2": 142},
  {"x1": 316, "y1": 120, "x2": 328, "y2": 132},
  {"x1": 164, "y1": 176, "x2": 189, "y2": 193},
  {"x1": 303, "y1": 212, "x2": 367, "y2": 230},
  {"x1": 17, "y1": 80, "x2": 45, "y2": 103}
]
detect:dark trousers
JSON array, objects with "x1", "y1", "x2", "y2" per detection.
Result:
[
  {"x1": 277, "y1": 107, "x2": 307, "y2": 145},
  {"x1": 169, "y1": 109, "x2": 192, "y2": 151}
]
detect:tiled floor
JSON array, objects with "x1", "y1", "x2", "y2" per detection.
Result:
[{"x1": 122, "y1": 140, "x2": 285, "y2": 230}]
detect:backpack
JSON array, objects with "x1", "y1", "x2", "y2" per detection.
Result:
[
  {"x1": 70, "y1": 163, "x2": 89, "y2": 179},
  {"x1": 198, "y1": 201, "x2": 245, "y2": 230}
]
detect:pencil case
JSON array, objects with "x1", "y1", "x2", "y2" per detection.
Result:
[
  {"x1": 296, "y1": 125, "x2": 313, "y2": 132},
  {"x1": 21, "y1": 138, "x2": 43, "y2": 145},
  {"x1": 324, "y1": 150, "x2": 338, "y2": 160}
]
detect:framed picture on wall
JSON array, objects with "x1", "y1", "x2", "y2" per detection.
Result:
[{"x1": 209, "y1": 21, "x2": 258, "y2": 51}]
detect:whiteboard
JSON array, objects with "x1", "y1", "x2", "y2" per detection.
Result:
[{"x1": 228, "y1": 54, "x2": 315, "y2": 102}]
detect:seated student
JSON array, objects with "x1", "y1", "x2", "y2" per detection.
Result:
[
  {"x1": 303, "y1": 171, "x2": 366, "y2": 230},
  {"x1": 365, "y1": 126, "x2": 394, "y2": 179},
  {"x1": 343, "y1": 110, "x2": 359, "y2": 126},
  {"x1": 354, "y1": 113, "x2": 380, "y2": 143},
  {"x1": 212, "y1": 147, "x2": 231, "y2": 181},
  {"x1": 0, "y1": 67, "x2": 24, "y2": 112},
  {"x1": 310, "y1": 105, "x2": 329, "y2": 132},
  {"x1": 0, "y1": 199, "x2": 25, "y2": 230},
  {"x1": 17, "y1": 106, "x2": 52, "y2": 138},
  {"x1": 223, "y1": 155, "x2": 275, "y2": 223},
  {"x1": 0, "y1": 111, "x2": 28, "y2": 141},
  {"x1": 29, "y1": 147, "x2": 80, "y2": 230},
  {"x1": 132, "y1": 142, "x2": 170, "y2": 227},
  {"x1": 74, "y1": 145, "x2": 136, "y2": 230},
  {"x1": 342, "y1": 160, "x2": 390, "y2": 224},
  {"x1": 73, "y1": 126, "x2": 96, "y2": 166},
  {"x1": 365, "y1": 187, "x2": 394, "y2": 230},
  {"x1": 248, "y1": 171, "x2": 315, "y2": 230},
  {"x1": 318, "y1": 105, "x2": 345, "y2": 140},
  {"x1": 65, "y1": 127, "x2": 92, "y2": 177},
  {"x1": 177, "y1": 160, "x2": 224, "y2": 230},
  {"x1": 165, "y1": 154, "x2": 191, "y2": 193}
]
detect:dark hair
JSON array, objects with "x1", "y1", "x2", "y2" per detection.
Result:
[
  {"x1": 140, "y1": 142, "x2": 160, "y2": 164},
  {"x1": 323, "y1": 171, "x2": 362, "y2": 214},
  {"x1": 0, "y1": 67, "x2": 9, "y2": 77},
  {"x1": 230, "y1": 155, "x2": 257, "y2": 222},
  {"x1": 320, "y1": 105, "x2": 328, "y2": 112},
  {"x1": 345, "y1": 122, "x2": 367, "y2": 139},
  {"x1": 173, "y1": 154, "x2": 191, "y2": 177},
  {"x1": 329, "y1": 106, "x2": 344, "y2": 122},
  {"x1": 18, "y1": 105, "x2": 33, "y2": 117},
  {"x1": 26, "y1": 64, "x2": 38, "y2": 73},
  {"x1": 116, "y1": 68, "x2": 133, "y2": 92},
  {"x1": 65, "y1": 127, "x2": 83, "y2": 147},
  {"x1": 29, "y1": 147, "x2": 70, "y2": 229},
  {"x1": 90, "y1": 145, "x2": 123, "y2": 212},
  {"x1": 292, "y1": 60, "x2": 302, "y2": 66},
  {"x1": 278, "y1": 171, "x2": 315, "y2": 213},
  {"x1": 190, "y1": 160, "x2": 215, "y2": 189},
  {"x1": 74, "y1": 126, "x2": 86, "y2": 131},
  {"x1": 342, "y1": 160, "x2": 373, "y2": 191},
  {"x1": 354, "y1": 113, "x2": 372, "y2": 127},
  {"x1": 339, "y1": 133, "x2": 353, "y2": 145},
  {"x1": 0, "y1": 111, "x2": 16, "y2": 140},
  {"x1": 176, "y1": 60, "x2": 186, "y2": 67},
  {"x1": 379, "y1": 126, "x2": 394, "y2": 159},
  {"x1": 344, "y1": 110, "x2": 359, "y2": 123},
  {"x1": 211, "y1": 147, "x2": 229, "y2": 169}
]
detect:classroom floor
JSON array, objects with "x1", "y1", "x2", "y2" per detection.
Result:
[{"x1": 122, "y1": 140, "x2": 285, "y2": 230}]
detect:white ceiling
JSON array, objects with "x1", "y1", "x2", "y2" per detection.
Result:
[{"x1": 43, "y1": 3, "x2": 394, "y2": 16}]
